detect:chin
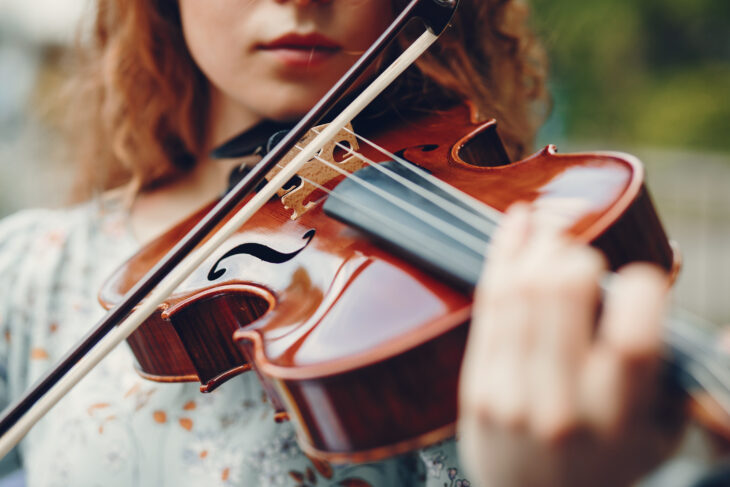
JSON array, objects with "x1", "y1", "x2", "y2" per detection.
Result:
[{"x1": 257, "y1": 92, "x2": 328, "y2": 123}]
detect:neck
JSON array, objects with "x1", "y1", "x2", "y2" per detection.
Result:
[
  {"x1": 204, "y1": 85, "x2": 264, "y2": 154},
  {"x1": 129, "y1": 86, "x2": 265, "y2": 246}
]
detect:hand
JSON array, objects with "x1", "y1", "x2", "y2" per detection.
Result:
[{"x1": 458, "y1": 204, "x2": 684, "y2": 487}]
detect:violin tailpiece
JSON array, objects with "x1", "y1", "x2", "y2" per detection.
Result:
[{"x1": 266, "y1": 123, "x2": 366, "y2": 220}]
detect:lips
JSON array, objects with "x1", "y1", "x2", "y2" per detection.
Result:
[
  {"x1": 258, "y1": 33, "x2": 342, "y2": 69},
  {"x1": 261, "y1": 33, "x2": 342, "y2": 51}
]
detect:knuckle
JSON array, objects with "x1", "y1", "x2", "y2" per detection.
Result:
[
  {"x1": 487, "y1": 270, "x2": 532, "y2": 304},
  {"x1": 492, "y1": 401, "x2": 528, "y2": 431},
  {"x1": 534, "y1": 413, "x2": 580, "y2": 445},
  {"x1": 566, "y1": 249, "x2": 605, "y2": 281},
  {"x1": 486, "y1": 245, "x2": 608, "y2": 304},
  {"x1": 549, "y1": 248, "x2": 605, "y2": 295},
  {"x1": 513, "y1": 267, "x2": 548, "y2": 299}
]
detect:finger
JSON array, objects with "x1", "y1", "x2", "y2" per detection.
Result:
[
  {"x1": 528, "y1": 245, "x2": 607, "y2": 440},
  {"x1": 598, "y1": 264, "x2": 668, "y2": 359},
  {"x1": 469, "y1": 203, "x2": 534, "y2": 369},
  {"x1": 484, "y1": 202, "x2": 533, "y2": 275},
  {"x1": 462, "y1": 279, "x2": 534, "y2": 426},
  {"x1": 463, "y1": 204, "x2": 535, "y2": 423},
  {"x1": 460, "y1": 304, "x2": 499, "y2": 417},
  {"x1": 580, "y1": 264, "x2": 669, "y2": 433},
  {"x1": 577, "y1": 345, "x2": 624, "y2": 437},
  {"x1": 479, "y1": 289, "x2": 534, "y2": 428}
]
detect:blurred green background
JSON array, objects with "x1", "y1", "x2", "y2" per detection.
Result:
[
  {"x1": 528, "y1": 0, "x2": 730, "y2": 325},
  {"x1": 532, "y1": 0, "x2": 730, "y2": 152}
]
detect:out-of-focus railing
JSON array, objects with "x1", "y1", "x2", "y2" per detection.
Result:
[{"x1": 643, "y1": 149, "x2": 730, "y2": 326}]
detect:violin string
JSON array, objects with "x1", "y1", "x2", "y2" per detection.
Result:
[
  {"x1": 272, "y1": 152, "x2": 475, "y2": 254},
  {"x1": 276, "y1": 158, "x2": 480, "y2": 272},
  {"x1": 340, "y1": 126, "x2": 504, "y2": 225},
  {"x1": 683, "y1": 361, "x2": 730, "y2": 417},
  {"x1": 292, "y1": 144, "x2": 490, "y2": 255},
  {"x1": 663, "y1": 334, "x2": 730, "y2": 405},
  {"x1": 666, "y1": 309, "x2": 730, "y2": 362},
  {"x1": 680, "y1": 350, "x2": 730, "y2": 397},
  {"x1": 669, "y1": 327, "x2": 730, "y2": 372},
  {"x1": 308, "y1": 128, "x2": 499, "y2": 239},
  {"x1": 665, "y1": 317, "x2": 730, "y2": 393},
  {"x1": 310, "y1": 126, "x2": 502, "y2": 235},
  {"x1": 699, "y1": 354, "x2": 730, "y2": 406}
]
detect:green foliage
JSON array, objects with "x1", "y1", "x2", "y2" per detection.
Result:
[{"x1": 530, "y1": 0, "x2": 730, "y2": 152}]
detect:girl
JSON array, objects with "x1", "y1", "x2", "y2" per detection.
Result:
[{"x1": 0, "y1": 1, "x2": 680, "y2": 485}]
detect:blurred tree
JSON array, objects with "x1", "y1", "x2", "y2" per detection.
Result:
[{"x1": 531, "y1": 0, "x2": 730, "y2": 152}]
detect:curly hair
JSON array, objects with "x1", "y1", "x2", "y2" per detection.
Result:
[{"x1": 67, "y1": 0, "x2": 548, "y2": 197}]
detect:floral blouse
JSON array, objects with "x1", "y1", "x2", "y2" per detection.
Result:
[{"x1": 0, "y1": 201, "x2": 469, "y2": 487}]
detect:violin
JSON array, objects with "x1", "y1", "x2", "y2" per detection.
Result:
[
  {"x1": 100, "y1": 101, "x2": 728, "y2": 463},
  {"x1": 0, "y1": 0, "x2": 728, "y2": 463}
]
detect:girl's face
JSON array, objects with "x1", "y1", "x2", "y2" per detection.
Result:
[{"x1": 178, "y1": 0, "x2": 393, "y2": 128}]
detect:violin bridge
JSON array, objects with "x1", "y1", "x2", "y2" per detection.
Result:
[{"x1": 267, "y1": 123, "x2": 366, "y2": 220}]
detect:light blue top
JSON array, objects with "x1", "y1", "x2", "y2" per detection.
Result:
[{"x1": 0, "y1": 201, "x2": 468, "y2": 487}]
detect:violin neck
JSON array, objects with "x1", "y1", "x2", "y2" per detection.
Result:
[{"x1": 324, "y1": 159, "x2": 490, "y2": 292}]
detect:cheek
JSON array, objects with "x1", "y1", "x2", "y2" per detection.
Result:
[
  {"x1": 341, "y1": 0, "x2": 394, "y2": 48},
  {"x1": 178, "y1": 1, "x2": 251, "y2": 88}
]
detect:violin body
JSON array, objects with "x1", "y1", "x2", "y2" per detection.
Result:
[{"x1": 99, "y1": 105, "x2": 676, "y2": 462}]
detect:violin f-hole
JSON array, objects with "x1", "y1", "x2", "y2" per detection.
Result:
[
  {"x1": 208, "y1": 230, "x2": 316, "y2": 281},
  {"x1": 450, "y1": 120, "x2": 512, "y2": 167}
]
